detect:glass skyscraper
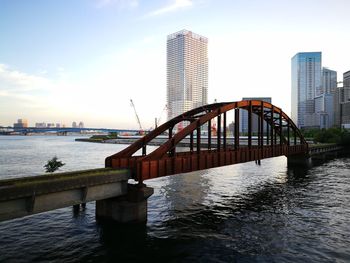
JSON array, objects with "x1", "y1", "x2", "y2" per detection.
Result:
[
  {"x1": 291, "y1": 52, "x2": 322, "y2": 128},
  {"x1": 167, "y1": 30, "x2": 208, "y2": 122}
]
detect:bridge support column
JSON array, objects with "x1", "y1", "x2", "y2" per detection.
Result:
[
  {"x1": 96, "y1": 184, "x2": 154, "y2": 224},
  {"x1": 287, "y1": 154, "x2": 312, "y2": 168}
]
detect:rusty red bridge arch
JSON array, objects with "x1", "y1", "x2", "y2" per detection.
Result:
[{"x1": 106, "y1": 100, "x2": 308, "y2": 184}]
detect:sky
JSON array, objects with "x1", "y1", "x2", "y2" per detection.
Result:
[{"x1": 1, "y1": 0, "x2": 350, "y2": 129}]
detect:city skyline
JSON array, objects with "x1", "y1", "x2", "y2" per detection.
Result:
[
  {"x1": 1, "y1": 0, "x2": 350, "y2": 128},
  {"x1": 7, "y1": 118, "x2": 85, "y2": 128}
]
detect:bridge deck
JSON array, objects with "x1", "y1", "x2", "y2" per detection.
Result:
[
  {"x1": 111, "y1": 144, "x2": 308, "y2": 181},
  {"x1": 0, "y1": 168, "x2": 130, "y2": 222}
]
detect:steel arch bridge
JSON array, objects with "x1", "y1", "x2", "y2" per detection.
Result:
[{"x1": 106, "y1": 100, "x2": 308, "y2": 184}]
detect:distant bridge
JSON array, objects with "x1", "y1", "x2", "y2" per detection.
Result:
[{"x1": 6, "y1": 127, "x2": 141, "y2": 134}]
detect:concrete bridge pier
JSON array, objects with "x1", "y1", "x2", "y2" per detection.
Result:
[
  {"x1": 287, "y1": 154, "x2": 312, "y2": 168},
  {"x1": 96, "y1": 184, "x2": 154, "y2": 224}
]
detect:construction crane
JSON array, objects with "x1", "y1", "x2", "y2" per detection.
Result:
[
  {"x1": 155, "y1": 104, "x2": 168, "y2": 128},
  {"x1": 130, "y1": 99, "x2": 143, "y2": 133}
]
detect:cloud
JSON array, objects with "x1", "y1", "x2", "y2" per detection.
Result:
[
  {"x1": 0, "y1": 64, "x2": 51, "y2": 92},
  {"x1": 95, "y1": 0, "x2": 138, "y2": 9},
  {"x1": 0, "y1": 42, "x2": 166, "y2": 128},
  {"x1": 0, "y1": 64, "x2": 86, "y2": 125},
  {"x1": 141, "y1": 35, "x2": 155, "y2": 44},
  {"x1": 0, "y1": 64, "x2": 54, "y2": 118},
  {"x1": 0, "y1": 90, "x2": 40, "y2": 105},
  {"x1": 147, "y1": 0, "x2": 193, "y2": 17}
]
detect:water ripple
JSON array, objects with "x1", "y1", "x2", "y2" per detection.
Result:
[{"x1": 1, "y1": 136, "x2": 350, "y2": 262}]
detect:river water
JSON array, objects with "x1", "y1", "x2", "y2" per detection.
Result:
[{"x1": 0, "y1": 135, "x2": 349, "y2": 262}]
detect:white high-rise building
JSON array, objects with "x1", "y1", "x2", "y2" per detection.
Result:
[{"x1": 167, "y1": 30, "x2": 208, "y2": 122}]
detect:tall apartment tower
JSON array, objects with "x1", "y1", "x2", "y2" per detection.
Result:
[
  {"x1": 167, "y1": 30, "x2": 208, "y2": 122},
  {"x1": 291, "y1": 52, "x2": 322, "y2": 128}
]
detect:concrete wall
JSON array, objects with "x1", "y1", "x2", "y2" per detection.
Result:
[{"x1": 0, "y1": 168, "x2": 130, "y2": 222}]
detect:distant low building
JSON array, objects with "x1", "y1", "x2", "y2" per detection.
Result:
[
  {"x1": 239, "y1": 97, "x2": 272, "y2": 134},
  {"x1": 78, "y1": 121, "x2": 84, "y2": 128},
  {"x1": 35, "y1": 122, "x2": 46, "y2": 128},
  {"x1": 13, "y1": 119, "x2": 28, "y2": 129},
  {"x1": 72, "y1": 122, "x2": 77, "y2": 128},
  {"x1": 227, "y1": 121, "x2": 235, "y2": 136}
]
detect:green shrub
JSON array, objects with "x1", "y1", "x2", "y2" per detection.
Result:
[{"x1": 44, "y1": 156, "x2": 65, "y2": 173}]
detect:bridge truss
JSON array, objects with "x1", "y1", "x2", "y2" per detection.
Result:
[{"x1": 106, "y1": 100, "x2": 308, "y2": 183}]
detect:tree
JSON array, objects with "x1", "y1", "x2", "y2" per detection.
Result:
[
  {"x1": 302, "y1": 127, "x2": 350, "y2": 145},
  {"x1": 44, "y1": 156, "x2": 65, "y2": 173}
]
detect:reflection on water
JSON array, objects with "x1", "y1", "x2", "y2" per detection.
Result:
[{"x1": 0, "y1": 136, "x2": 350, "y2": 262}]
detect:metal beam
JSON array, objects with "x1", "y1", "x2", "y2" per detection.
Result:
[
  {"x1": 270, "y1": 107, "x2": 274, "y2": 147},
  {"x1": 235, "y1": 108, "x2": 239, "y2": 149},
  {"x1": 248, "y1": 101, "x2": 252, "y2": 150},
  {"x1": 287, "y1": 119, "x2": 290, "y2": 146},
  {"x1": 208, "y1": 119, "x2": 211, "y2": 150},
  {"x1": 196, "y1": 124, "x2": 201, "y2": 154},
  {"x1": 223, "y1": 112, "x2": 227, "y2": 150},
  {"x1": 190, "y1": 131, "x2": 194, "y2": 152},
  {"x1": 279, "y1": 111, "x2": 283, "y2": 145},
  {"x1": 217, "y1": 114, "x2": 221, "y2": 151}
]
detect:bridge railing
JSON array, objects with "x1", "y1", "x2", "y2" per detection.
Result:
[{"x1": 110, "y1": 144, "x2": 308, "y2": 180}]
